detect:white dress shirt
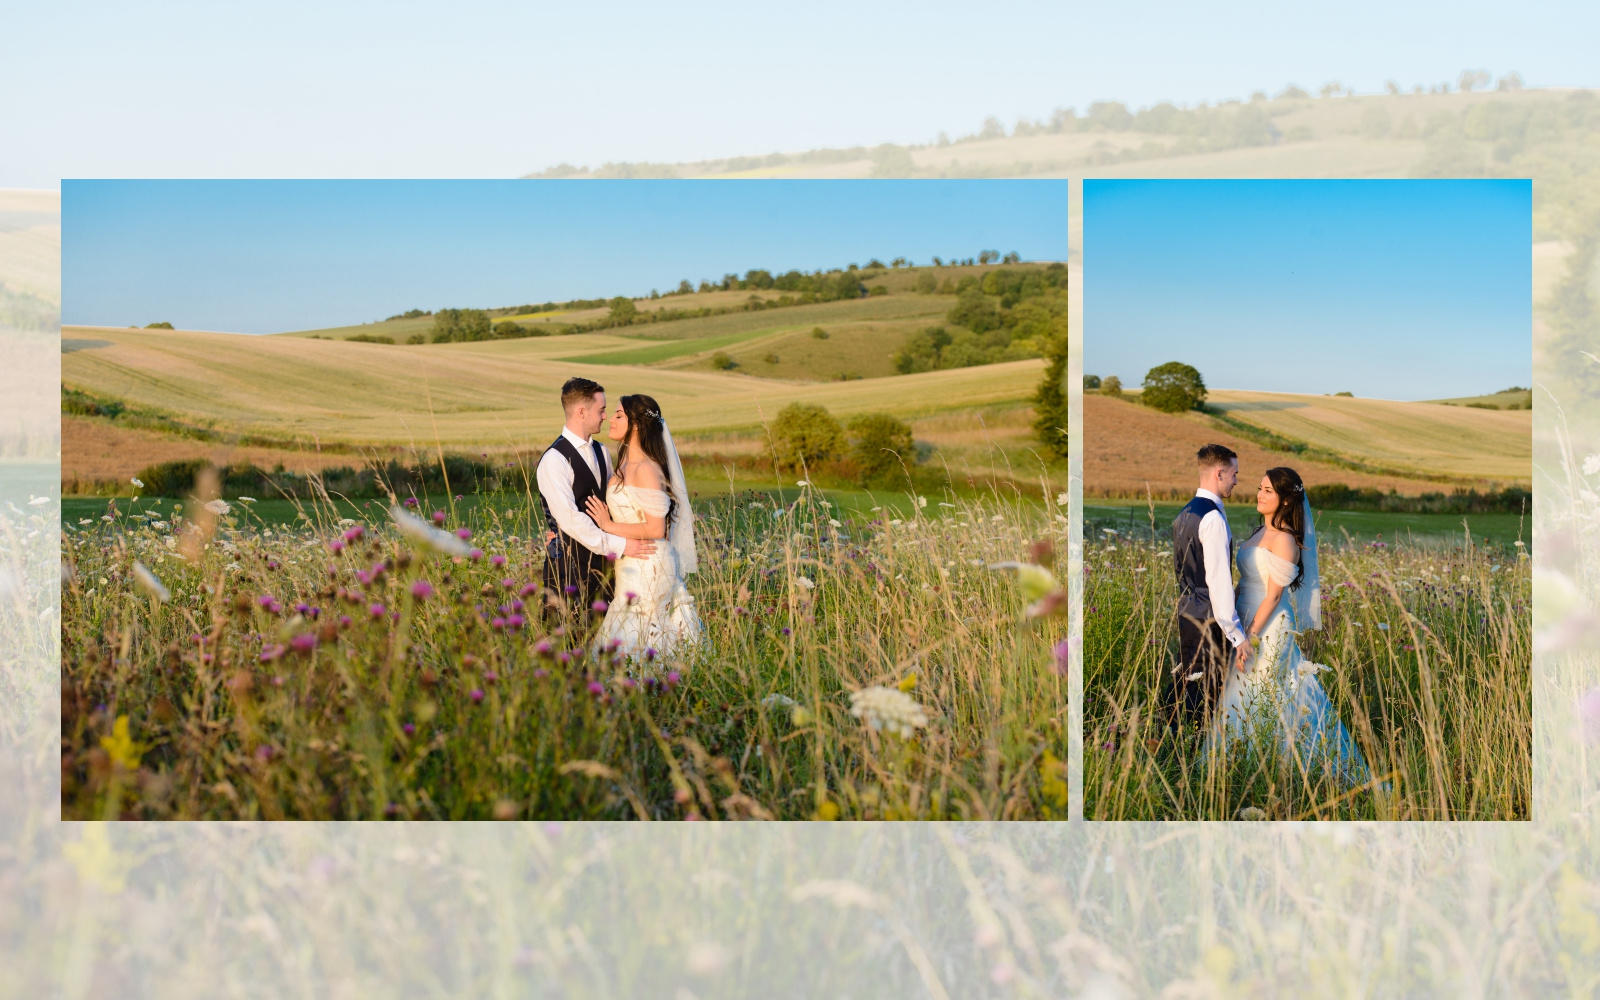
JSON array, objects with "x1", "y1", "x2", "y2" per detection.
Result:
[
  {"x1": 1194, "y1": 488, "x2": 1245, "y2": 647},
  {"x1": 535, "y1": 427, "x2": 625, "y2": 559}
]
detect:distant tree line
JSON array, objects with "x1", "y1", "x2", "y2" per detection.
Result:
[{"x1": 893, "y1": 265, "x2": 1069, "y2": 374}]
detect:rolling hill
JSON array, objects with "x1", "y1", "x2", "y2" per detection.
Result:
[{"x1": 1085, "y1": 390, "x2": 1529, "y2": 498}]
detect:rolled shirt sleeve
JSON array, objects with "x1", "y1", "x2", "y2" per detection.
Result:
[
  {"x1": 535, "y1": 448, "x2": 626, "y2": 560},
  {"x1": 1197, "y1": 509, "x2": 1245, "y2": 647}
]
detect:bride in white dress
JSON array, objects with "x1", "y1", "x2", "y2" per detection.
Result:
[
  {"x1": 1209, "y1": 467, "x2": 1376, "y2": 788},
  {"x1": 581, "y1": 393, "x2": 702, "y2": 665}
]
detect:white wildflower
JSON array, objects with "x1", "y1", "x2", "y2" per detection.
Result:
[
  {"x1": 916, "y1": 496, "x2": 928, "y2": 509},
  {"x1": 1055, "y1": 492, "x2": 1068, "y2": 506},
  {"x1": 762, "y1": 693, "x2": 798, "y2": 710},
  {"x1": 794, "y1": 576, "x2": 816, "y2": 592},
  {"x1": 849, "y1": 686, "x2": 929, "y2": 739},
  {"x1": 1585, "y1": 453, "x2": 1600, "y2": 477},
  {"x1": 28, "y1": 496, "x2": 49, "y2": 507},
  {"x1": 1236, "y1": 806, "x2": 1268, "y2": 821},
  {"x1": 78, "y1": 518, "x2": 91, "y2": 526},
  {"x1": 389, "y1": 504, "x2": 472, "y2": 557},
  {"x1": 829, "y1": 519, "x2": 842, "y2": 528},
  {"x1": 939, "y1": 502, "x2": 957, "y2": 509},
  {"x1": 991, "y1": 515, "x2": 1003, "y2": 523},
  {"x1": 131, "y1": 560, "x2": 170, "y2": 602},
  {"x1": 1101, "y1": 527, "x2": 1118, "y2": 535},
  {"x1": 130, "y1": 477, "x2": 144, "y2": 488},
  {"x1": 204, "y1": 499, "x2": 231, "y2": 516},
  {"x1": 238, "y1": 496, "x2": 257, "y2": 503},
  {"x1": 796, "y1": 479, "x2": 810, "y2": 488}
]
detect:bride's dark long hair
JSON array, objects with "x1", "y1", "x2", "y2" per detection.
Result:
[
  {"x1": 613, "y1": 394, "x2": 676, "y2": 527},
  {"x1": 1262, "y1": 465, "x2": 1306, "y2": 591}
]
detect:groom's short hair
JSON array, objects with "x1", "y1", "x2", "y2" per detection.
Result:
[
  {"x1": 1196, "y1": 443, "x2": 1237, "y2": 468},
  {"x1": 560, "y1": 377, "x2": 604, "y2": 413}
]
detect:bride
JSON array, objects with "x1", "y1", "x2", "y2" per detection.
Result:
[
  {"x1": 581, "y1": 393, "x2": 702, "y2": 664},
  {"x1": 1208, "y1": 466, "x2": 1377, "y2": 788}
]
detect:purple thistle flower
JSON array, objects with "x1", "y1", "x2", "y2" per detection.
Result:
[
  {"x1": 368, "y1": 602, "x2": 386, "y2": 618},
  {"x1": 404, "y1": 497, "x2": 418, "y2": 508},
  {"x1": 621, "y1": 678, "x2": 636, "y2": 690},
  {"x1": 491, "y1": 554, "x2": 507, "y2": 567},
  {"x1": 339, "y1": 614, "x2": 353, "y2": 628},
  {"x1": 520, "y1": 583, "x2": 539, "y2": 598},
  {"x1": 665, "y1": 670, "x2": 681, "y2": 687},
  {"x1": 259, "y1": 643, "x2": 287, "y2": 662},
  {"x1": 343, "y1": 525, "x2": 365, "y2": 542},
  {"x1": 490, "y1": 616, "x2": 507, "y2": 629},
  {"x1": 468, "y1": 549, "x2": 484, "y2": 561},
  {"x1": 564, "y1": 585, "x2": 579, "y2": 596},
  {"x1": 533, "y1": 668, "x2": 549, "y2": 679},
  {"x1": 328, "y1": 539, "x2": 345, "y2": 553},
  {"x1": 591, "y1": 600, "x2": 609, "y2": 613},
  {"x1": 586, "y1": 681, "x2": 605, "y2": 697},
  {"x1": 411, "y1": 579, "x2": 434, "y2": 600},
  {"x1": 780, "y1": 627, "x2": 791, "y2": 637},
  {"x1": 470, "y1": 688, "x2": 485, "y2": 703},
  {"x1": 501, "y1": 578, "x2": 516, "y2": 589},
  {"x1": 483, "y1": 671, "x2": 499, "y2": 683},
  {"x1": 455, "y1": 527, "x2": 472, "y2": 540},
  {"x1": 1052, "y1": 638, "x2": 1071, "y2": 677},
  {"x1": 432, "y1": 510, "x2": 446, "y2": 525},
  {"x1": 402, "y1": 722, "x2": 416, "y2": 736},
  {"x1": 625, "y1": 591, "x2": 638, "y2": 605},
  {"x1": 290, "y1": 633, "x2": 318, "y2": 653},
  {"x1": 506, "y1": 614, "x2": 526, "y2": 630},
  {"x1": 644, "y1": 647, "x2": 657, "y2": 662},
  {"x1": 534, "y1": 639, "x2": 553, "y2": 657}
]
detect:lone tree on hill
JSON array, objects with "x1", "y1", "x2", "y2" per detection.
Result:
[
  {"x1": 1140, "y1": 362, "x2": 1206, "y2": 413},
  {"x1": 1102, "y1": 375, "x2": 1123, "y2": 396},
  {"x1": 1083, "y1": 374, "x2": 1101, "y2": 389},
  {"x1": 1031, "y1": 314, "x2": 1070, "y2": 459}
]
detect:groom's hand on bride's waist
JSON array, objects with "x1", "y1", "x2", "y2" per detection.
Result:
[{"x1": 624, "y1": 537, "x2": 656, "y2": 558}]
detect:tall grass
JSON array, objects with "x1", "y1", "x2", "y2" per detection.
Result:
[
  {"x1": 1084, "y1": 517, "x2": 1530, "y2": 820},
  {"x1": 61, "y1": 479, "x2": 1068, "y2": 820}
]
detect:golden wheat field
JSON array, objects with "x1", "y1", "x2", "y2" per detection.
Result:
[
  {"x1": 1207, "y1": 389, "x2": 1530, "y2": 484},
  {"x1": 61, "y1": 324, "x2": 1044, "y2": 448}
]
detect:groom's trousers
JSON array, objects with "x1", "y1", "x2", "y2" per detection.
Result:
[{"x1": 1171, "y1": 614, "x2": 1227, "y2": 731}]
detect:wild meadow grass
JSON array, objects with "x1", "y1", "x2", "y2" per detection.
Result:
[
  {"x1": 60, "y1": 481, "x2": 1068, "y2": 821},
  {"x1": 1084, "y1": 520, "x2": 1531, "y2": 821}
]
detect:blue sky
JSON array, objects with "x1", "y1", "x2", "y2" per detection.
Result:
[
  {"x1": 6, "y1": 1, "x2": 1597, "y2": 188},
  {"x1": 1084, "y1": 180, "x2": 1530, "y2": 400},
  {"x1": 62, "y1": 180, "x2": 1068, "y2": 333}
]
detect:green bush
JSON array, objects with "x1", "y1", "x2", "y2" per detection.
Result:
[
  {"x1": 763, "y1": 353, "x2": 780, "y2": 364},
  {"x1": 711, "y1": 351, "x2": 737, "y2": 370},
  {"x1": 1103, "y1": 375, "x2": 1123, "y2": 396},
  {"x1": 1084, "y1": 374, "x2": 1101, "y2": 389},
  {"x1": 62, "y1": 388, "x2": 125, "y2": 419},
  {"x1": 143, "y1": 321, "x2": 174, "y2": 330},
  {"x1": 1140, "y1": 361, "x2": 1206, "y2": 413},
  {"x1": 810, "y1": 327, "x2": 829, "y2": 340},
  {"x1": 406, "y1": 333, "x2": 426, "y2": 345},
  {"x1": 847, "y1": 413, "x2": 915, "y2": 481},
  {"x1": 348, "y1": 333, "x2": 396, "y2": 345},
  {"x1": 769, "y1": 403, "x2": 844, "y2": 472}
]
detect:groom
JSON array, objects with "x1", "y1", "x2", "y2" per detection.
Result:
[
  {"x1": 1169, "y1": 443, "x2": 1249, "y2": 731},
  {"x1": 534, "y1": 377, "x2": 653, "y2": 636}
]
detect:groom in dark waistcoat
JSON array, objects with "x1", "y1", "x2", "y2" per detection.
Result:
[
  {"x1": 534, "y1": 377, "x2": 654, "y2": 638},
  {"x1": 1169, "y1": 443, "x2": 1249, "y2": 731}
]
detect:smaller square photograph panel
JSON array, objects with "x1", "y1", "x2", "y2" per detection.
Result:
[{"x1": 1081, "y1": 179, "x2": 1531, "y2": 822}]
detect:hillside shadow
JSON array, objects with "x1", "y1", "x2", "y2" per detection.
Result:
[{"x1": 61, "y1": 339, "x2": 111, "y2": 353}]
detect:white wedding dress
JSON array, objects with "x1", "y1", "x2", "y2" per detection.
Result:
[
  {"x1": 591, "y1": 483, "x2": 701, "y2": 665},
  {"x1": 1209, "y1": 529, "x2": 1375, "y2": 788}
]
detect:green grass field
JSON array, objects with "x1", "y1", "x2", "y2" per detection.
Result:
[
  {"x1": 61, "y1": 486, "x2": 1068, "y2": 820},
  {"x1": 1083, "y1": 533, "x2": 1531, "y2": 821},
  {"x1": 1083, "y1": 500, "x2": 1529, "y2": 549}
]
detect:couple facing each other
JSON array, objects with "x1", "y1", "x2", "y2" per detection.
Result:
[
  {"x1": 534, "y1": 376, "x2": 701, "y2": 665},
  {"x1": 1170, "y1": 443, "x2": 1374, "y2": 788}
]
